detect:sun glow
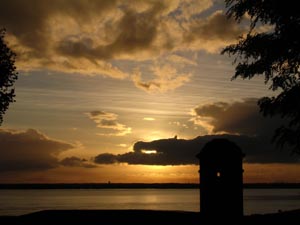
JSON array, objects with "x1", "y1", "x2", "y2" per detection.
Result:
[
  {"x1": 144, "y1": 131, "x2": 169, "y2": 142},
  {"x1": 141, "y1": 165, "x2": 176, "y2": 173},
  {"x1": 142, "y1": 150, "x2": 157, "y2": 154},
  {"x1": 143, "y1": 117, "x2": 155, "y2": 121}
]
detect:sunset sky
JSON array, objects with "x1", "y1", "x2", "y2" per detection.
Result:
[{"x1": 0, "y1": 0, "x2": 299, "y2": 183}]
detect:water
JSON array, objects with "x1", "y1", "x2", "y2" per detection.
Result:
[{"x1": 0, "y1": 189, "x2": 299, "y2": 216}]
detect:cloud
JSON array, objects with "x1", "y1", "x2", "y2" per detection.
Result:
[
  {"x1": 56, "y1": 3, "x2": 164, "y2": 60},
  {"x1": 0, "y1": 129, "x2": 74, "y2": 172},
  {"x1": 0, "y1": 1, "x2": 244, "y2": 78},
  {"x1": 92, "y1": 98, "x2": 296, "y2": 166},
  {"x1": 169, "y1": 121, "x2": 189, "y2": 129},
  {"x1": 193, "y1": 98, "x2": 286, "y2": 136},
  {"x1": 183, "y1": 10, "x2": 245, "y2": 53},
  {"x1": 94, "y1": 153, "x2": 118, "y2": 164},
  {"x1": 178, "y1": 0, "x2": 213, "y2": 19},
  {"x1": 132, "y1": 64, "x2": 191, "y2": 93},
  {"x1": 92, "y1": 99, "x2": 296, "y2": 166},
  {"x1": 87, "y1": 110, "x2": 131, "y2": 136},
  {"x1": 60, "y1": 156, "x2": 96, "y2": 168},
  {"x1": 0, "y1": 0, "x2": 128, "y2": 77},
  {"x1": 166, "y1": 54, "x2": 197, "y2": 66},
  {"x1": 0, "y1": 0, "x2": 118, "y2": 51},
  {"x1": 94, "y1": 135, "x2": 299, "y2": 166},
  {"x1": 0, "y1": 0, "x2": 179, "y2": 75}
]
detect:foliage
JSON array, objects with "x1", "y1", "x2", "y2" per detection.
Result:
[
  {"x1": 0, "y1": 28, "x2": 18, "y2": 125},
  {"x1": 222, "y1": 0, "x2": 300, "y2": 154}
]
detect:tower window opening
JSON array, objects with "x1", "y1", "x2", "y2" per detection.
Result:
[{"x1": 217, "y1": 172, "x2": 221, "y2": 177}]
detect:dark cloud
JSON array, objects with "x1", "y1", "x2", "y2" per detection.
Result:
[
  {"x1": 0, "y1": 0, "x2": 245, "y2": 77},
  {"x1": 89, "y1": 111, "x2": 106, "y2": 117},
  {"x1": 60, "y1": 156, "x2": 96, "y2": 168},
  {"x1": 0, "y1": 129, "x2": 74, "y2": 172},
  {"x1": 0, "y1": 0, "x2": 117, "y2": 52},
  {"x1": 184, "y1": 10, "x2": 244, "y2": 43},
  {"x1": 0, "y1": 0, "x2": 166, "y2": 61},
  {"x1": 95, "y1": 98, "x2": 295, "y2": 166},
  {"x1": 94, "y1": 153, "x2": 118, "y2": 164},
  {"x1": 94, "y1": 135, "x2": 299, "y2": 166},
  {"x1": 193, "y1": 98, "x2": 286, "y2": 136},
  {"x1": 57, "y1": 3, "x2": 164, "y2": 60}
]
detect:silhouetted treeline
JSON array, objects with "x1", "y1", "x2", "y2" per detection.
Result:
[{"x1": 0, "y1": 183, "x2": 300, "y2": 189}]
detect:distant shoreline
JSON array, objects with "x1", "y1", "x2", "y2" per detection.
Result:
[{"x1": 0, "y1": 183, "x2": 300, "y2": 189}]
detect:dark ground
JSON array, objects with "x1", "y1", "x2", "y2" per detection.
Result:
[{"x1": 0, "y1": 209, "x2": 299, "y2": 225}]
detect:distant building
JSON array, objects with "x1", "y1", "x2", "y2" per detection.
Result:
[{"x1": 196, "y1": 139, "x2": 245, "y2": 222}]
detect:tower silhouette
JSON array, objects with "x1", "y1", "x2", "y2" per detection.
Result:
[{"x1": 197, "y1": 139, "x2": 245, "y2": 222}]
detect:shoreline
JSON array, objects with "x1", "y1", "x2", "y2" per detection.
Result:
[
  {"x1": 0, "y1": 209, "x2": 299, "y2": 225},
  {"x1": 1, "y1": 183, "x2": 300, "y2": 189}
]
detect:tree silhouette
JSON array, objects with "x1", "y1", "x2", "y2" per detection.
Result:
[
  {"x1": 0, "y1": 28, "x2": 18, "y2": 125},
  {"x1": 222, "y1": 0, "x2": 300, "y2": 154}
]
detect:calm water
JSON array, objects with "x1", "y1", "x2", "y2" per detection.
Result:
[{"x1": 0, "y1": 189, "x2": 299, "y2": 216}]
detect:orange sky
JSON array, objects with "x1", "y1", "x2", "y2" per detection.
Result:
[{"x1": 1, "y1": 164, "x2": 299, "y2": 184}]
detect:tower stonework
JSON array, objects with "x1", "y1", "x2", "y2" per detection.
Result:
[{"x1": 197, "y1": 139, "x2": 245, "y2": 222}]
